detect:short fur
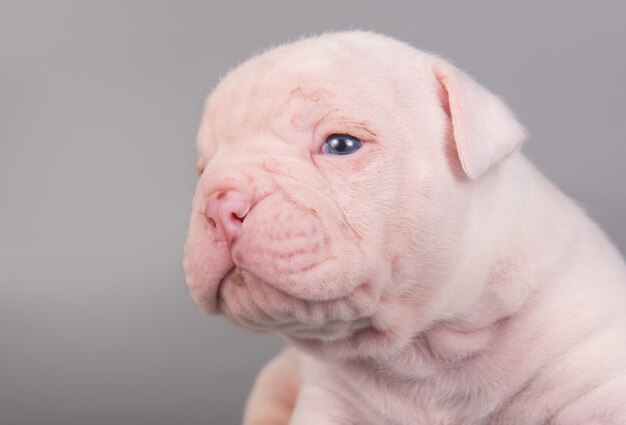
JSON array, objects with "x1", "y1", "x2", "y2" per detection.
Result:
[{"x1": 183, "y1": 32, "x2": 626, "y2": 424}]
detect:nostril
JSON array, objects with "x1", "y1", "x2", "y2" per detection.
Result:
[
  {"x1": 204, "y1": 189, "x2": 251, "y2": 241},
  {"x1": 230, "y1": 212, "x2": 245, "y2": 223}
]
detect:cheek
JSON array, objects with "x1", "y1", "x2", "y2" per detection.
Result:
[
  {"x1": 321, "y1": 148, "x2": 406, "y2": 253},
  {"x1": 234, "y1": 199, "x2": 330, "y2": 277},
  {"x1": 217, "y1": 191, "x2": 386, "y2": 331},
  {"x1": 387, "y1": 177, "x2": 471, "y2": 303}
]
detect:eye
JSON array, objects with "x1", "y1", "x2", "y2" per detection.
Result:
[{"x1": 322, "y1": 134, "x2": 362, "y2": 155}]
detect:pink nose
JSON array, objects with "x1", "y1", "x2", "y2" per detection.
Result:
[{"x1": 205, "y1": 190, "x2": 251, "y2": 243}]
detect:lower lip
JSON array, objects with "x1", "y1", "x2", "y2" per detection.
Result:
[{"x1": 215, "y1": 266, "x2": 236, "y2": 308}]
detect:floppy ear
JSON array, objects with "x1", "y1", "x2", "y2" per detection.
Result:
[{"x1": 434, "y1": 60, "x2": 526, "y2": 180}]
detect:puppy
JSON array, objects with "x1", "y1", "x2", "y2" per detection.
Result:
[{"x1": 183, "y1": 32, "x2": 626, "y2": 424}]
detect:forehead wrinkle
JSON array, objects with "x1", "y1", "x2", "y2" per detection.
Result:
[
  {"x1": 202, "y1": 77, "x2": 382, "y2": 164},
  {"x1": 199, "y1": 78, "x2": 273, "y2": 156},
  {"x1": 261, "y1": 83, "x2": 335, "y2": 145},
  {"x1": 279, "y1": 75, "x2": 383, "y2": 141},
  {"x1": 200, "y1": 45, "x2": 385, "y2": 156},
  {"x1": 286, "y1": 89, "x2": 335, "y2": 133}
]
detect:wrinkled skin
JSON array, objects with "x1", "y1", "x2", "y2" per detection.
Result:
[{"x1": 183, "y1": 32, "x2": 626, "y2": 425}]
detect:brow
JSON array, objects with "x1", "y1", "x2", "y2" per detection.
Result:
[{"x1": 315, "y1": 109, "x2": 379, "y2": 140}]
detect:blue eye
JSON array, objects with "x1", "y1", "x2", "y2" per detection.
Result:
[{"x1": 322, "y1": 134, "x2": 362, "y2": 155}]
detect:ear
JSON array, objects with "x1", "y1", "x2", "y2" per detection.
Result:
[{"x1": 434, "y1": 60, "x2": 526, "y2": 180}]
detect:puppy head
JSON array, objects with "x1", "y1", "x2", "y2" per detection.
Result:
[{"x1": 183, "y1": 32, "x2": 525, "y2": 356}]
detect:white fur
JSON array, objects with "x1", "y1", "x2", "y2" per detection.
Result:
[{"x1": 184, "y1": 31, "x2": 626, "y2": 424}]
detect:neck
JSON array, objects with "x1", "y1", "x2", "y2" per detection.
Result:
[{"x1": 370, "y1": 154, "x2": 587, "y2": 375}]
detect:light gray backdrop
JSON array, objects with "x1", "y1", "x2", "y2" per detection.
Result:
[{"x1": 1, "y1": 1, "x2": 624, "y2": 424}]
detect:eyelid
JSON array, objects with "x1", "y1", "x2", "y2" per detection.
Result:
[
  {"x1": 322, "y1": 132, "x2": 357, "y2": 147},
  {"x1": 314, "y1": 111, "x2": 377, "y2": 138},
  {"x1": 328, "y1": 131, "x2": 356, "y2": 137}
]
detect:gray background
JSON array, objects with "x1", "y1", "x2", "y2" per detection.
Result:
[{"x1": 1, "y1": 1, "x2": 624, "y2": 424}]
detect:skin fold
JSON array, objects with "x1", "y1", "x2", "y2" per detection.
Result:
[{"x1": 183, "y1": 32, "x2": 626, "y2": 424}]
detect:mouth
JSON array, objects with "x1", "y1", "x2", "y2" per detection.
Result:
[
  {"x1": 215, "y1": 265, "x2": 236, "y2": 312},
  {"x1": 212, "y1": 262, "x2": 381, "y2": 338}
]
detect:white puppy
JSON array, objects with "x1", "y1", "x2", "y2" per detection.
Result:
[{"x1": 183, "y1": 32, "x2": 626, "y2": 424}]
